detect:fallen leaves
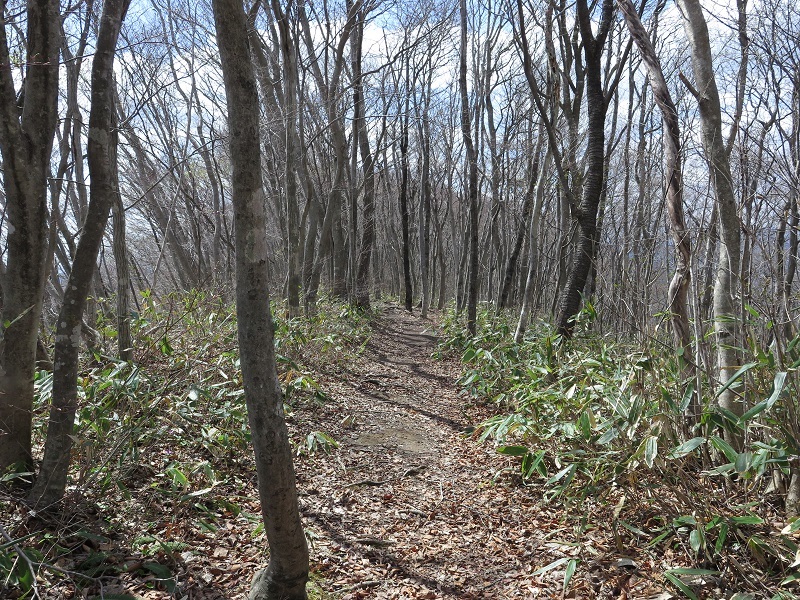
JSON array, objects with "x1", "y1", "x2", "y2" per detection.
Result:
[{"x1": 2, "y1": 307, "x2": 673, "y2": 599}]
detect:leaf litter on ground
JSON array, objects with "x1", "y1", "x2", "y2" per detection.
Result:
[{"x1": 1, "y1": 299, "x2": 793, "y2": 599}]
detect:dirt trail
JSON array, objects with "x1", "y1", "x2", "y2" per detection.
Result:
[{"x1": 297, "y1": 306, "x2": 640, "y2": 599}]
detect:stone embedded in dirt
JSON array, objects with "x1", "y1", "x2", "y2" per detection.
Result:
[{"x1": 352, "y1": 427, "x2": 432, "y2": 453}]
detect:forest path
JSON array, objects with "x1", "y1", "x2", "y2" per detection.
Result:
[{"x1": 295, "y1": 305, "x2": 627, "y2": 599}]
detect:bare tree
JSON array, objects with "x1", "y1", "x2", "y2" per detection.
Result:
[
  {"x1": 30, "y1": 0, "x2": 132, "y2": 507},
  {"x1": 553, "y1": 0, "x2": 618, "y2": 336},
  {"x1": 460, "y1": 0, "x2": 480, "y2": 335},
  {"x1": 676, "y1": 0, "x2": 744, "y2": 436},
  {"x1": 212, "y1": 0, "x2": 309, "y2": 596},
  {"x1": 352, "y1": 2, "x2": 377, "y2": 310},
  {"x1": 270, "y1": 0, "x2": 304, "y2": 316},
  {"x1": 0, "y1": 0, "x2": 61, "y2": 472},
  {"x1": 617, "y1": 0, "x2": 698, "y2": 421},
  {"x1": 299, "y1": 1, "x2": 361, "y2": 308}
]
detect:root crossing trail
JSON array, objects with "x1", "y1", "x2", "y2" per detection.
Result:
[{"x1": 295, "y1": 306, "x2": 655, "y2": 599}]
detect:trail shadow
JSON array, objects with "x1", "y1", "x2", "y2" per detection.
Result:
[
  {"x1": 303, "y1": 508, "x2": 472, "y2": 598},
  {"x1": 369, "y1": 319, "x2": 438, "y2": 348},
  {"x1": 408, "y1": 362, "x2": 454, "y2": 386},
  {"x1": 365, "y1": 350, "x2": 452, "y2": 389},
  {"x1": 357, "y1": 388, "x2": 465, "y2": 433}
]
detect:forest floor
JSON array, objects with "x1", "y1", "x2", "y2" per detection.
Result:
[
  {"x1": 291, "y1": 305, "x2": 668, "y2": 600},
  {"x1": 3, "y1": 304, "x2": 712, "y2": 599}
]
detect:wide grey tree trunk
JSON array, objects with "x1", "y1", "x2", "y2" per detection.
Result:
[
  {"x1": 29, "y1": 0, "x2": 131, "y2": 508},
  {"x1": 0, "y1": 0, "x2": 61, "y2": 473},
  {"x1": 676, "y1": 0, "x2": 743, "y2": 433},
  {"x1": 212, "y1": 0, "x2": 309, "y2": 597}
]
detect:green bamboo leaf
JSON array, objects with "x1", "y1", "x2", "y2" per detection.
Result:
[
  {"x1": 181, "y1": 486, "x2": 215, "y2": 500},
  {"x1": 781, "y1": 519, "x2": 800, "y2": 535},
  {"x1": 547, "y1": 464, "x2": 575, "y2": 485},
  {"x1": 730, "y1": 515, "x2": 763, "y2": 526},
  {"x1": 645, "y1": 436, "x2": 658, "y2": 468},
  {"x1": 597, "y1": 427, "x2": 618, "y2": 445},
  {"x1": 619, "y1": 520, "x2": 648, "y2": 537},
  {"x1": 782, "y1": 572, "x2": 800, "y2": 585},
  {"x1": 664, "y1": 572, "x2": 699, "y2": 600},
  {"x1": 143, "y1": 562, "x2": 172, "y2": 579},
  {"x1": 734, "y1": 452, "x2": 751, "y2": 474},
  {"x1": 715, "y1": 522, "x2": 729, "y2": 554},
  {"x1": 666, "y1": 568, "x2": 719, "y2": 575},
  {"x1": 715, "y1": 362, "x2": 758, "y2": 398},
  {"x1": 739, "y1": 401, "x2": 768, "y2": 424},
  {"x1": 523, "y1": 450, "x2": 547, "y2": 478},
  {"x1": 689, "y1": 529, "x2": 701, "y2": 554},
  {"x1": 668, "y1": 437, "x2": 705, "y2": 459},
  {"x1": 564, "y1": 558, "x2": 577, "y2": 591},
  {"x1": 710, "y1": 436, "x2": 737, "y2": 463},
  {"x1": 766, "y1": 372, "x2": 787, "y2": 410},
  {"x1": 680, "y1": 382, "x2": 695, "y2": 412},
  {"x1": 739, "y1": 371, "x2": 788, "y2": 425},
  {"x1": 532, "y1": 556, "x2": 569, "y2": 576},
  {"x1": 497, "y1": 445, "x2": 529, "y2": 457},
  {"x1": 661, "y1": 386, "x2": 679, "y2": 413},
  {"x1": 143, "y1": 562, "x2": 176, "y2": 593}
]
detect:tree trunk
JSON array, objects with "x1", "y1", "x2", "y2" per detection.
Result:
[
  {"x1": 271, "y1": 0, "x2": 303, "y2": 317},
  {"x1": 676, "y1": 0, "x2": 744, "y2": 433},
  {"x1": 352, "y1": 6, "x2": 375, "y2": 310},
  {"x1": 399, "y1": 64, "x2": 413, "y2": 312},
  {"x1": 112, "y1": 167, "x2": 133, "y2": 362},
  {"x1": 29, "y1": 0, "x2": 131, "y2": 507},
  {"x1": 298, "y1": 2, "x2": 359, "y2": 308},
  {"x1": 500, "y1": 129, "x2": 544, "y2": 311},
  {"x1": 515, "y1": 149, "x2": 552, "y2": 343},
  {"x1": 554, "y1": 0, "x2": 614, "y2": 337},
  {"x1": 418, "y1": 96, "x2": 432, "y2": 319},
  {"x1": 0, "y1": 0, "x2": 62, "y2": 473},
  {"x1": 460, "y1": 0, "x2": 479, "y2": 336},
  {"x1": 618, "y1": 0, "x2": 698, "y2": 422},
  {"x1": 212, "y1": 0, "x2": 309, "y2": 597}
]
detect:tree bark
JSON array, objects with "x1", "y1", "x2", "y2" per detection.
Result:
[
  {"x1": 352, "y1": 4, "x2": 375, "y2": 310},
  {"x1": 554, "y1": 0, "x2": 615, "y2": 337},
  {"x1": 500, "y1": 128, "x2": 544, "y2": 311},
  {"x1": 112, "y1": 178, "x2": 133, "y2": 362},
  {"x1": 271, "y1": 0, "x2": 303, "y2": 317},
  {"x1": 676, "y1": 0, "x2": 744, "y2": 433},
  {"x1": 515, "y1": 148, "x2": 552, "y2": 343},
  {"x1": 0, "y1": 0, "x2": 62, "y2": 472},
  {"x1": 618, "y1": 0, "x2": 698, "y2": 422},
  {"x1": 212, "y1": 0, "x2": 309, "y2": 596},
  {"x1": 460, "y1": 0, "x2": 480, "y2": 336},
  {"x1": 417, "y1": 80, "x2": 432, "y2": 319},
  {"x1": 298, "y1": 2, "x2": 359, "y2": 309},
  {"x1": 399, "y1": 76, "x2": 414, "y2": 312},
  {"x1": 29, "y1": 0, "x2": 131, "y2": 507}
]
